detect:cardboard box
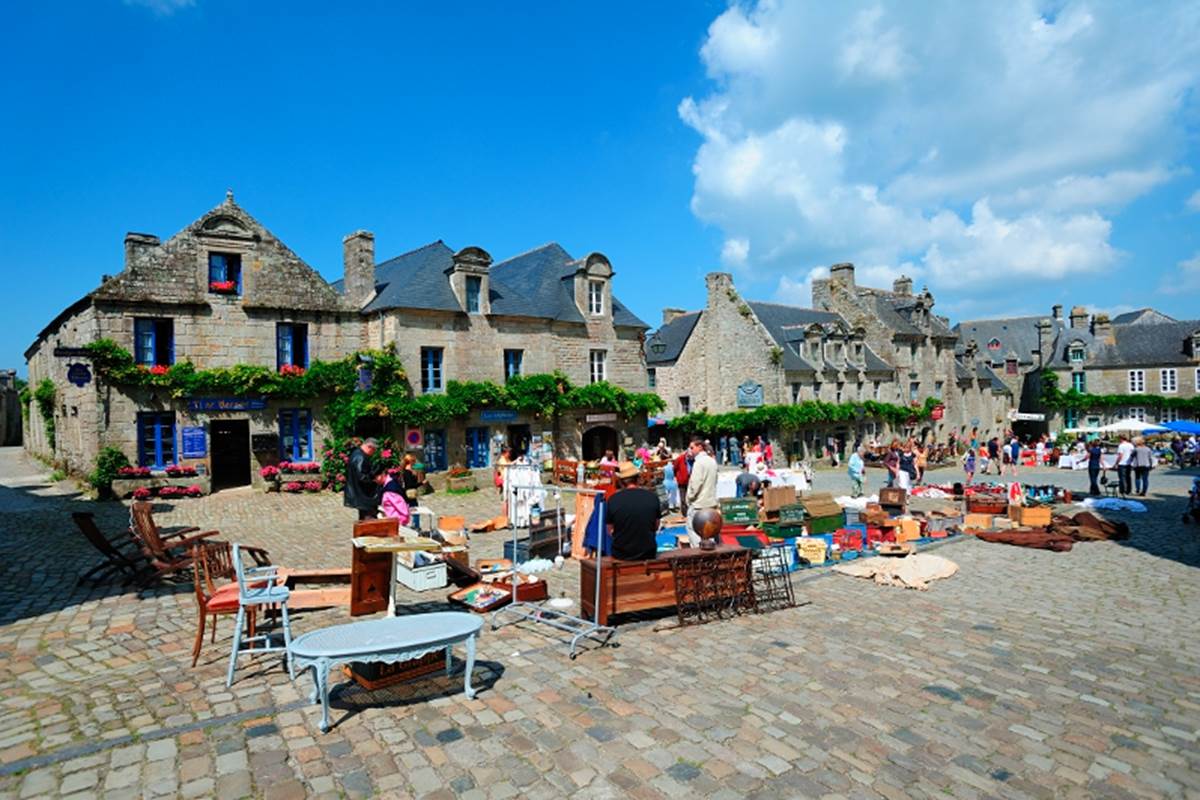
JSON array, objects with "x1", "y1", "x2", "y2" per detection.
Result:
[
  {"x1": 1011, "y1": 505, "x2": 1052, "y2": 527},
  {"x1": 964, "y1": 513, "x2": 994, "y2": 530},
  {"x1": 992, "y1": 517, "x2": 1015, "y2": 530},
  {"x1": 896, "y1": 518, "x2": 921, "y2": 542},
  {"x1": 763, "y1": 485, "x2": 798, "y2": 513}
]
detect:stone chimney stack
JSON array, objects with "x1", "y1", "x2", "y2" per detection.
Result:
[
  {"x1": 342, "y1": 230, "x2": 376, "y2": 308},
  {"x1": 662, "y1": 308, "x2": 687, "y2": 326},
  {"x1": 893, "y1": 275, "x2": 913, "y2": 296},
  {"x1": 1035, "y1": 319, "x2": 1052, "y2": 366},
  {"x1": 706, "y1": 272, "x2": 735, "y2": 308},
  {"x1": 829, "y1": 262, "x2": 855, "y2": 288},
  {"x1": 1069, "y1": 305, "x2": 1089, "y2": 330},
  {"x1": 124, "y1": 232, "x2": 160, "y2": 271},
  {"x1": 1091, "y1": 313, "x2": 1113, "y2": 343},
  {"x1": 1052, "y1": 304, "x2": 1063, "y2": 322}
]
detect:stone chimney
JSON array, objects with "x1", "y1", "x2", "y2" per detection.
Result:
[
  {"x1": 1035, "y1": 318, "x2": 1052, "y2": 366},
  {"x1": 662, "y1": 308, "x2": 688, "y2": 326},
  {"x1": 963, "y1": 338, "x2": 979, "y2": 366},
  {"x1": 123, "y1": 232, "x2": 160, "y2": 271},
  {"x1": 1069, "y1": 305, "x2": 1089, "y2": 330},
  {"x1": 342, "y1": 230, "x2": 376, "y2": 308},
  {"x1": 829, "y1": 262, "x2": 855, "y2": 288},
  {"x1": 1091, "y1": 313, "x2": 1113, "y2": 343},
  {"x1": 893, "y1": 275, "x2": 913, "y2": 296},
  {"x1": 706, "y1": 272, "x2": 735, "y2": 308},
  {"x1": 1051, "y1": 304, "x2": 1063, "y2": 322}
]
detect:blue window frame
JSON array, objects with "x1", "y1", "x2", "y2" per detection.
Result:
[
  {"x1": 276, "y1": 323, "x2": 309, "y2": 370},
  {"x1": 133, "y1": 318, "x2": 174, "y2": 367},
  {"x1": 424, "y1": 429, "x2": 447, "y2": 471},
  {"x1": 465, "y1": 276, "x2": 482, "y2": 313},
  {"x1": 504, "y1": 349, "x2": 523, "y2": 380},
  {"x1": 207, "y1": 252, "x2": 242, "y2": 294},
  {"x1": 1064, "y1": 409, "x2": 1078, "y2": 429},
  {"x1": 278, "y1": 409, "x2": 313, "y2": 461},
  {"x1": 421, "y1": 347, "x2": 443, "y2": 393},
  {"x1": 137, "y1": 412, "x2": 177, "y2": 468},
  {"x1": 466, "y1": 427, "x2": 490, "y2": 468}
]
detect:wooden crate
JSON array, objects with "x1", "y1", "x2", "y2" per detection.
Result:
[
  {"x1": 778, "y1": 503, "x2": 806, "y2": 525},
  {"x1": 763, "y1": 485, "x2": 798, "y2": 513},
  {"x1": 344, "y1": 650, "x2": 444, "y2": 691},
  {"x1": 1010, "y1": 505, "x2": 1052, "y2": 527},
  {"x1": 879, "y1": 487, "x2": 907, "y2": 507}
]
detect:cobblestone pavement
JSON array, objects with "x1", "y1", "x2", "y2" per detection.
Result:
[{"x1": 1, "y1": 445, "x2": 1198, "y2": 799}]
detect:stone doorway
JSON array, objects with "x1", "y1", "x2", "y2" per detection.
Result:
[
  {"x1": 582, "y1": 425, "x2": 618, "y2": 461},
  {"x1": 210, "y1": 420, "x2": 251, "y2": 491}
]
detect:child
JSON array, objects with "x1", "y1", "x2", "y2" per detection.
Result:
[
  {"x1": 377, "y1": 470, "x2": 411, "y2": 525},
  {"x1": 962, "y1": 449, "x2": 976, "y2": 485}
]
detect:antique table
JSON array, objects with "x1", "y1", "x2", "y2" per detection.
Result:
[{"x1": 288, "y1": 611, "x2": 483, "y2": 732}]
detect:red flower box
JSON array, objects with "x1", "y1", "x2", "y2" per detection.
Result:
[
  {"x1": 209, "y1": 280, "x2": 238, "y2": 293},
  {"x1": 279, "y1": 364, "x2": 306, "y2": 377}
]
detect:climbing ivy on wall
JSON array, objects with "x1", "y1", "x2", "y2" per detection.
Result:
[
  {"x1": 83, "y1": 340, "x2": 664, "y2": 438},
  {"x1": 32, "y1": 378, "x2": 56, "y2": 450},
  {"x1": 1040, "y1": 370, "x2": 1200, "y2": 414},
  {"x1": 667, "y1": 397, "x2": 941, "y2": 436}
]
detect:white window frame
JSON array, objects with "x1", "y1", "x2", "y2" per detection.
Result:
[
  {"x1": 1128, "y1": 369, "x2": 1145, "y2": 394},
  {"x1": 1069, "y1": 347, "x2": 1085, "y2": 363},
  {"x1": 587, "y1": 280, "x2": 604, "y2": 316},
  {"x1": 1127, "y1": 407, "x2": 1145, "y2": 423},
  {"x1": 589, "y1": 349, "x2": 607, "y2": 384},
  {"x1": 1160, "y1": 368, "x2": 1177, "y2": 394},
  {"x1": 1071, "y1": 372, "x2": 1086, "y2": 393}
]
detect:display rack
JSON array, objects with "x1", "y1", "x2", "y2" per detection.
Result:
[{"x1": 490, "y1": 468, "x2": 615, "y2": 659}]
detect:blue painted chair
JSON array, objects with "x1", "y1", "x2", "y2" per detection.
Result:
[{"x1": 226, "y1": 544, "x2": 295, "y2": 687}]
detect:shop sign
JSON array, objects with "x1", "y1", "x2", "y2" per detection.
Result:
[
  {"x1": 585, "y1": 412, "x2": 617, "y2": 423},
  {"x1": 930, "y1": 404, "x2": 945, "y2": 421},
  {"x1": 54, "y1": 346, "x2": 92, "y2": 358},
  {"x1": 251, "y1": 433, "x2": 279, "y2": 452},
  {"x1": 181, "y1": 426, "x2": 207, "y2": 458},
  {"x1": 186, "y1": 397, "x2": 267, "y2": 412},
  {"x1": 480, "y1": 409, "x2": 518, "y2": 422},
  {"x1": 66, "y1": 363, "x2": 92, "y2": 387},
  {"x1": 737, "y1": 381, "x2": 764, "y2": 408},
  {"x1": 1007, "y1": 411, "x2": 1045, "y2": 421}
]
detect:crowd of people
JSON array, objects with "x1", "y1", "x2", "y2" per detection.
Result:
[{"x1": 341, "y1": 438, "x2": 423, "y2": 524}]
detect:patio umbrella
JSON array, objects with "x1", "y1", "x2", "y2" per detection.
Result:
[
  {"x1": 1096, "y1": 418, "x2": 1168, "y2": 434},
  {"x1": 1163, "y1": 420, "x2": 1200, "y2": 435}
]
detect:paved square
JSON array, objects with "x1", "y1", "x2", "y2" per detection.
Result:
[{"x1": 1, "y1": 447, "x2": 1197, "y2": 799}]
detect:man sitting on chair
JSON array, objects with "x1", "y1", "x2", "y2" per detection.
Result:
[{"x1": 606, "y1": 461, "x2": 661, "y2": 560}]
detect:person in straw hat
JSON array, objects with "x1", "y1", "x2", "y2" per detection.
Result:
[{"x1": 605, "y1": 461, "x2": 661, "y2": 560}]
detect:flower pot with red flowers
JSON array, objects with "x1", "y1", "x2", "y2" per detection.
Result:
[
  {"x1": 279, "y1": 364, "x2": 306, "y2": 377},
  {"x1": 446, "y1": 464, "x2": 476, "y2": 493},
  {"x1": 209, "y1": 280, "x2": 238, "y2": 294}
]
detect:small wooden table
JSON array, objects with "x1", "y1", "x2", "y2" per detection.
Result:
[
  {"x1": 289, "y1": 612, "x2": 482, "y2": 732},
  {"x1": 580, "y1": 546, "x2": 749, "y2": 626}
]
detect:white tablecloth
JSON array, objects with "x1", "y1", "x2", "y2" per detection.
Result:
[
  {"x1": 717, "y1": 469, "x2": 809, "y2": 499},
  {"x1": 1058, "y1": 454, "x2": 1117, "y2": 470}
]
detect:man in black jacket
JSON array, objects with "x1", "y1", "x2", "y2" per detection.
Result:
[{"x1": 344, "y1": 438, "x2": 380, "y2": 520}]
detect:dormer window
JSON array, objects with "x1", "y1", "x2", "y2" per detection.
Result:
[
  {"x1": 208, "y1": 252, "x2": 242, "y2": 295},
  {"x1": 1069, "y1": 344, "x2": 1085, "y2": 363},
  {"x1": 465, "y1": 276, "x2": 482, "y2": 314},
  {"x1": 854, "y1": 343, "x2": 863, "y2": 363},
  {"x1": 986, "y1": 337, "x2": 1001, "y2": 351},
  {"x1": 588, "y1": 280, "x2": 604, "y2": 315}
]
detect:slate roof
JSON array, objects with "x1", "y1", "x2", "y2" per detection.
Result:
[
  {"x1": 952, "y1": 358, "x2": 1011, "y2": 393},
  {"x1": 351, "y1": 241, "x2": 647, "y2": 328},
  {"x1": 954, "y1": 316, "x2": 1046, "y2": 367},
  {"x1": 1051, "y1": 319, "x2": 1200, "y2": 368},
  {"x1": 645, "y1": 311, "x2": 701, "y2": 365},
  {"x1": 1111, "y1": 308, "x2": 1176, "y2": 325}
]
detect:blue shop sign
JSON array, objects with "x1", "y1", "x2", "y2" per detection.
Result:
[
  {"x1": 736, "y1": 381, "x2": 764, "y2": 408},
  {"x1": 186, "y1": 397, "x2": 267, "y2": 412},
  {"x1": 480, "y1": 409, "x2": 518, "y2": 422},
  {"x1": 181, "y1": 426, "x2": 207, "y2": 458},
  {"x1": 66, "y1": 363, "x2": 92, "y2": 388}
]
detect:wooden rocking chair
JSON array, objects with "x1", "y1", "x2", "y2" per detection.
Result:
[{"x1": 128, "y1": 501, "x2": 220, "y2": 584}]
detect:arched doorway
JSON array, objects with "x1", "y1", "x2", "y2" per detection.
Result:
[{"x1": 582, "y1": 426, "x2": 618, "y2": 461}]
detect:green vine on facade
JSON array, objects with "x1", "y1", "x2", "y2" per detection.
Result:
[
  {"x1": 769, "y1": 346, "x2": 783, "y2": 366},
  {"x1": 33, "y1": 378, "x2": 56, "y2": 450},
  {"x1": 668, "y1": 397, "x2": 942, "y2": 436},
  {"x1": 83, "y1": 339, "x2": 665, "y2": 438},
  {"x1": 1039, "y1": 369, "x2": 1200, "y2": 413}
]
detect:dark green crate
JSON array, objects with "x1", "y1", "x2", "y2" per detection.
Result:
[
  {"x1": 778, "y1": 503, "x2": 806, "y2": 524},
  {"x1": 765, "y1": 523, "x2": 803, "y2": 539},
  {"x1": 807, "y1": 515, "x2": 842, "y2": 536},
  {"x1": 720, "y1": 498, "x2": 759, "y2": 523}
]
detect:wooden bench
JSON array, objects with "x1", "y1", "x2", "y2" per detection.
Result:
[{"x1": 579, "y1": 546, "x2": 748, "y2": 626}]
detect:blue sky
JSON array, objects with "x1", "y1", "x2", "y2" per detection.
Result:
[{"x1": 2, "y1": 1, "x2": 1199, "y2": 377}]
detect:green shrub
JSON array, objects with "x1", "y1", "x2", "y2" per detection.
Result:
[
  {"x1": 33, "y1": 379, "x2": 56, "y2": 450},
  {"x1": 48, "y1": 470, "x2": 66, "y2": 482},
  {"x1": 90, "y1": 446, "x2": 131, "y2": 500}
]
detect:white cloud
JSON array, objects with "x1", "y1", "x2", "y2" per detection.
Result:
[
  {"x1": 124, "y1": 0, "x2": 194, "y2": 16},
  {"x1": 1187, "y1": 190, "x2": 1200, "y2": 213},
  {"x1": 1159, "y1": 252, "x2": 1200, "y2": 294},
  {"x1": 681, "y1": 1, "x2": 1200, "y2": 301},
  {"x1": 772, "y1": 267, "x2": 829, "y2": 306}
]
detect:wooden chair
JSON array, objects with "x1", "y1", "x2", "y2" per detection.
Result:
[
  {"x1": 190, "y1": 540, "x2": 272, "y2": 667},
  {"x1": 72, "y1": 512, "x2": 146, "y2": 585},
  {"x1": 128, "y1": 501, "x2": 220, "y2": 584}
]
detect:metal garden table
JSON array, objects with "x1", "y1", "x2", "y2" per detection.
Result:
[{"x1": 288, "y1": 611, "x2": 483, "y2": 732}]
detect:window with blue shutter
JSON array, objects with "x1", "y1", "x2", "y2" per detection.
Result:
[
  {"x1": 137, "y1": 412, "x2": 177, "y2": 468},
  {"x1": 421, "y1": 347, "x2": 443, "y2": 393},
  {"x1": 503, "y1": 349, "x2": 523, "y2": 380},
  {"x1": 133, "y1": 318, "x2": 174, "y2": 367},
  {"x1": 278, "y1": 409, "x2": 313, "y2": 461},
  {"x1": 207, "y1": 252, "x2": 242, "y2": 294},
  {"x1": 276, "y1": 323, "x2": 308, "y2": 370}
]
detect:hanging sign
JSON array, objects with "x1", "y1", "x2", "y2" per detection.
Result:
[
  {"x1": 930, "y1": 404, "x2": 945, "y2": 421},
  {"x1": 737, "y1": 381, "x2": 764, "y2": 408},
  {"x1": 66, "y1": 363, "x2": 92, "y2": 387},
  {"x1": 181, "y1": 426, "x2": 207, "y2": 458},
  {"x1": 585, "y1": 412, "x2": 618, "y2": 423},
  {"x1": 187, "y1": 397, "x2": 267, "y2": 412}
]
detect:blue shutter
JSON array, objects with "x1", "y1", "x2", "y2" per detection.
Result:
[
  {"x1": 277, "y1": 324, "x2": 291, "y2": 369},
  {"x1": 208, "y1": 254, "x2": 225, "y2": 283},
  {"x1": 165, "y1": 320, "x2": 174, "y2": 365},
  {"x1": 301, "y1": 410, "x2": 312, "y2": 459},
  {"x1": 298, "y1": 324, "x2": 309, "y2": 368},
  {"x1": 134, "y1": 319, "x2": 154, "y2": 366}
]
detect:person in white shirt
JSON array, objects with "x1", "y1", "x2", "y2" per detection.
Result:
[
  {"x1": 1115, "y1": 435, "x2": 1134, "y2": 496},
  {"x1": 684, "y1": 436, "x2": 718, "y2": 547}
]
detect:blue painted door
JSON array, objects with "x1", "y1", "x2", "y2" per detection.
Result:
[
  {"x1": 466, "y1": 427, "x2": 490, "y2": 469},
  {"x1": 424, "y1": 429, "x2": 447, "y2": 472}
]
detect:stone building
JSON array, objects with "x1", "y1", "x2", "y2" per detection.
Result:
[
  {"x1": 0, "y1": 370, "x2": 20, "y2": 446},
  {"x1": 25, "y1": 194, "x2": 650, "y2": 486},
  {"x1": 336, "y1": 238, "x2": 650, "y2": 467},
  {"x1": 647, "y1": 267, "x2": 1012, "y2": 458}
]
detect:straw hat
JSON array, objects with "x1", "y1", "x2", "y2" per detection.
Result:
[{"x1": 616, "y1": 461, "x2": 640, "y2": 480}]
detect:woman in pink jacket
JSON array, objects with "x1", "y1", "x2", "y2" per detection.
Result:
[{"x1": 377, "y1": 471, "x2": 411, "y2": 525}]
